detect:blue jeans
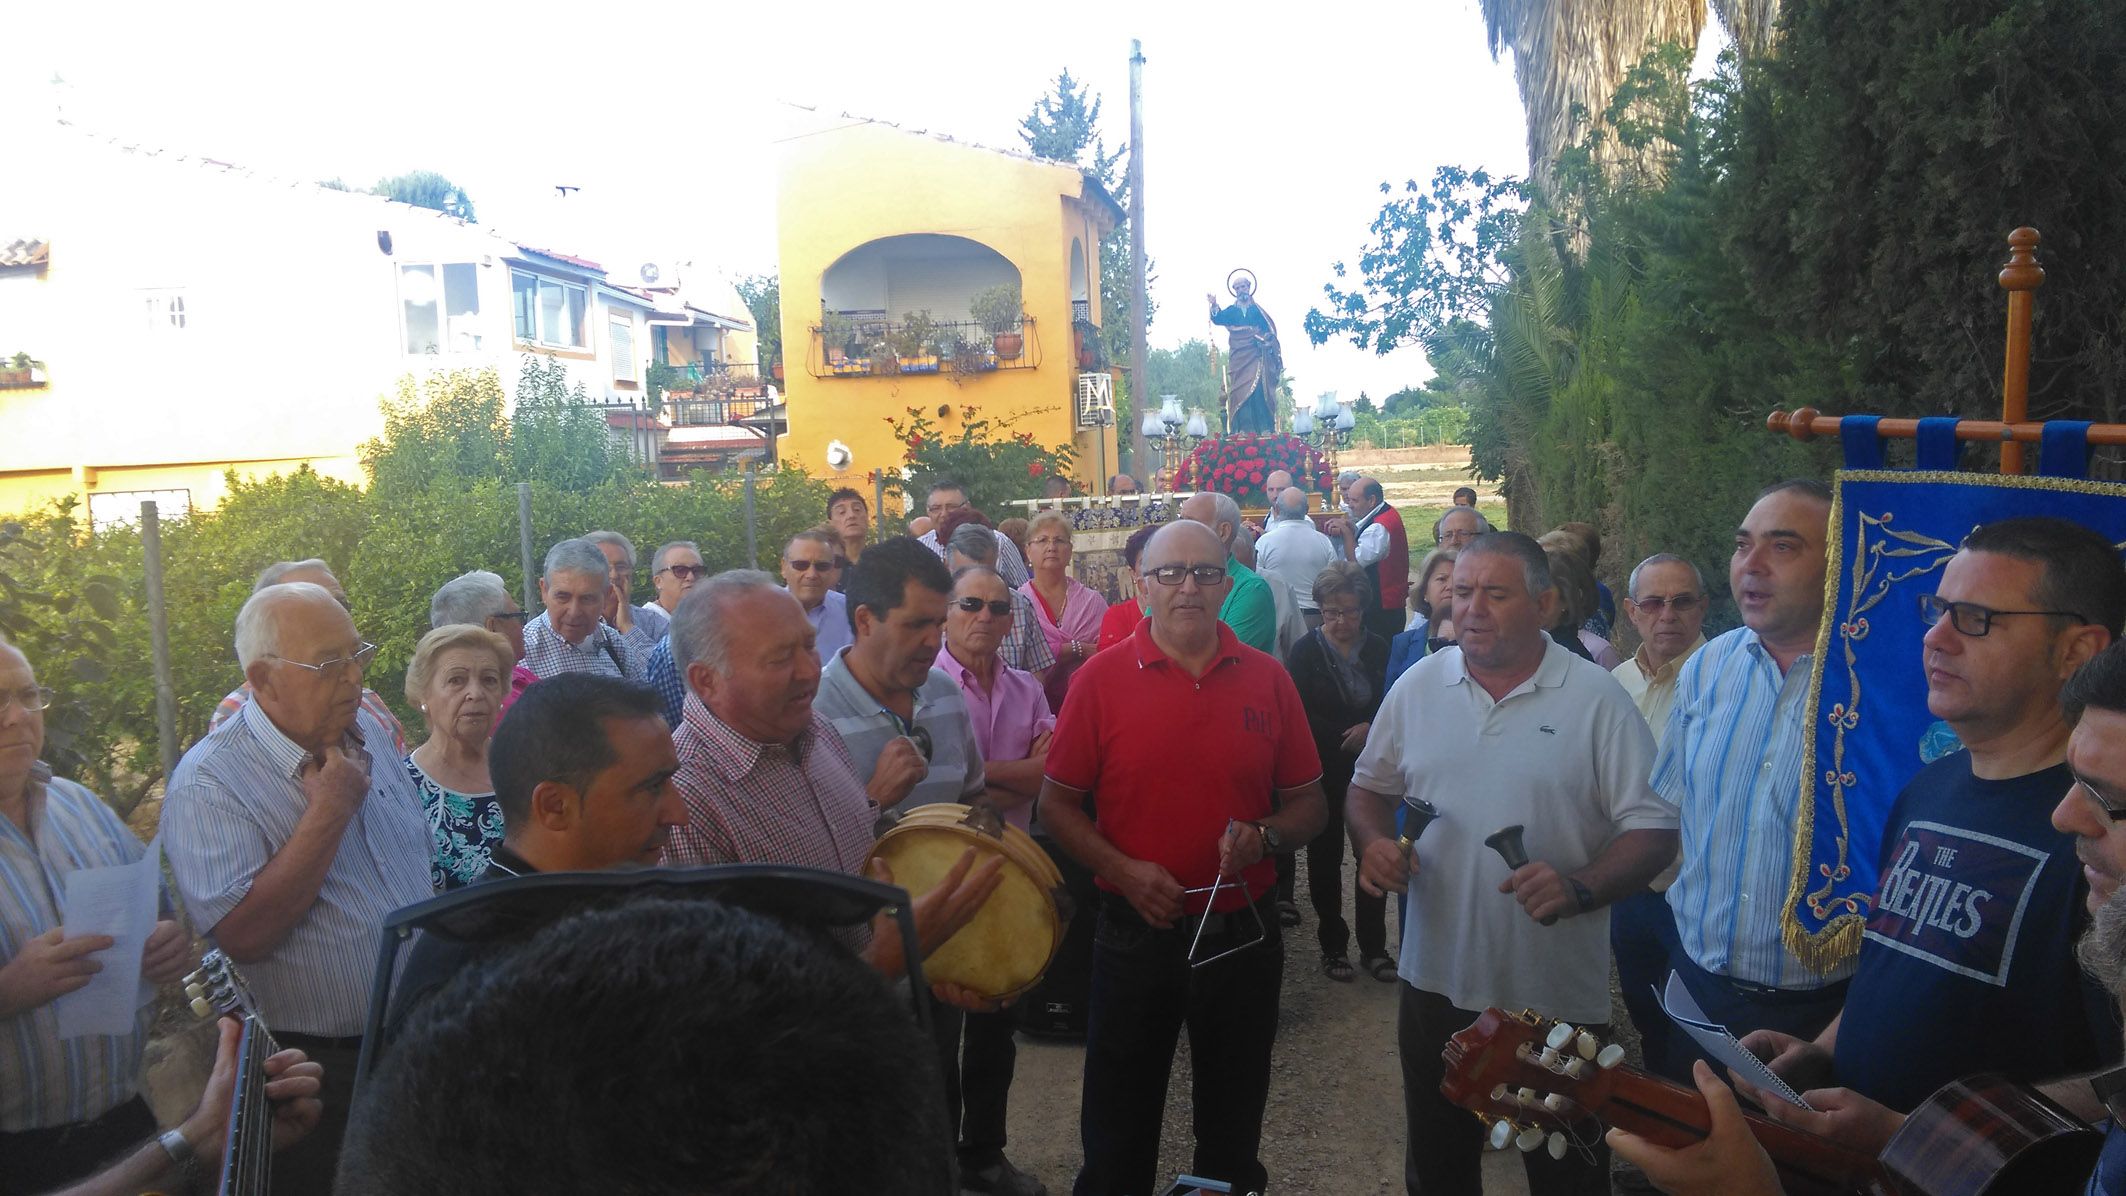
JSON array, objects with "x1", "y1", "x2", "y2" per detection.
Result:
[
  {"x1": 1661, "y1": 941, "x2": 1847, "y2": 1084},
  {"x1": 1074, "y1": 894, "x2": 1284, "y2": 1196},
  {"x1": 1610, "y1": 889, "x2": 1682, "y2": 1078}
]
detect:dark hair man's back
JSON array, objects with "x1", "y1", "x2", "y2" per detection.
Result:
[{"x1": 339, "y1": 895, "x2": 953, "y2": 1194}]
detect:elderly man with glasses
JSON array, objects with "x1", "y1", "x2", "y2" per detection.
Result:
[
  {"x1": 0, "y1": 639, "x2": 197, "y2": 1195},
  {"x1": 162, "y1": 582, "x2": 433, "y2": 1195},
  {"x1": 1039, "y1": 519, "x2": 1327, "y2": 1196},
  {"x1": 647, "y1": 540, "x2": 707, "y2": 621},
  {"x1": 525, "y1": 538, "x2": 644, "y2": 682},
  {"x1": 209, "y1": 558, "x2": 407, "y2": 754},
  {"x1": 916, "y1": 479, "x2": 1030, "y2": 588}
]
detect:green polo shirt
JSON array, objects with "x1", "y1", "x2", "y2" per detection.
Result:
[{"x1": 1219, "y1": 556, "x2": 1276, "y2": 654}]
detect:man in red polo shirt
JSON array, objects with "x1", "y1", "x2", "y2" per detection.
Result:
[{"x1": 1039, "y1": 519, "x2": 1327, "y2": 1196}]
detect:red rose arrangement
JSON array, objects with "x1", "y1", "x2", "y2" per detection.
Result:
[{"x1": 1174, "y1": 433, "x2": 1335, "y2": 509}]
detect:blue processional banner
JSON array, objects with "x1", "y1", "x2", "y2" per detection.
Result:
[{"x1": 1785, "y1": 468, "x2": 2126, "y2": 972}]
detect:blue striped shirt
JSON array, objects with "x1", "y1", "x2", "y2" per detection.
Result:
[
  {"x1": 0, "y1": 767, "x2": 153, "y2": 1130},
  {"x1": 162, "y1": 700, "x2": 434, "y2": 1036},
  {"x1": 646, "y1": 634, "x2": 687, "y2": 731},
  {"x1": 1659, "y1": 627, "x2": 1854, "y2": 989}
]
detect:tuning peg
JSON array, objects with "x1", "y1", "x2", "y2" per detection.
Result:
[
  {"x1": 1542, "y1": 1093, "x2": 1569, "y2": 1113},
  {"x1": 1547, "y1": 1132, "x2": 1569, "y2": 1160},
  {"x1": 1561, "y1": 1058, "x2": 1589, "y2": 1080},
  {"x1": 1538, "y1": 1045, "x2": 1560, "y2": 1069},
  {"x1": 183, "y1": 981, "x2": 204, "y2": 1001},
  {"x1": 1596, "y1": 1044, "x2": 1626, "y2": 1070},
  {"x1": 1488, "y1": 1119, "x2": 1515, "y2": 1150},
  {"x1": 188, "y1": 995, "x2": 212, "y2": 1018},
  {"x1": 1515, "y1": 1086, "x2": 1538, "y2": 1106},
  {"x1": 1515, "y1": 1126, "x2": 1546, "y2": 1153},
  {"x1": 1574, "y1": 1031, "x2": 1599, "y2": 1060},
  {"x1": 1545, "y1": 1022, "x2": 1577, "y2": 1051},
  {"x1": 182, "y1": 968, "x2": 205, "y2": 988},
  {"x1": 1489, "y1": 1083, "x2": 1511, "y2": 1104}
]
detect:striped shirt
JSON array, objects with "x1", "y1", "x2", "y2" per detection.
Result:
[
  {"x1": 1001, "y1": 590, "x2": 1057, "y2": 676},
  {"x1": 815, "y1": 650, "x2": 986, "y2": 812},
  {"x1": 162, "y1": 700, "x2": 434, "y2": 1036},
  {"x1": 0, "y1": 767, "x2": 153, "y2": 1130},
  {"x1": 920, "y1": 527, "x2": 1031, "y2": 589},
  {"x1": 630, "y1": 601, "x2": 670, "y2": 646},
  {"x1": 1658, "y1": 627, "x2": 1854, "y2": 989},
  {"x1": 521, "y1": 611, "x2": 644, "y2": 680}
]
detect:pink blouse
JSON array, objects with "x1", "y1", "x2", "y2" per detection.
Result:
[{"x1": 1021, "y1": 576, "x2": 1109, "y2": 709}]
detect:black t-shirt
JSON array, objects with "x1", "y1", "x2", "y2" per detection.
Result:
[{"x1": 1835, "y1": 756, "x2": 2121, "y2": 1111}]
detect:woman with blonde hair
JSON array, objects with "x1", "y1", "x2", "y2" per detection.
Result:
[
  {"x1": 1019, "y1": 510, "x2": 1109, "y2": 711},
  {"x1": 403, "y1": 623, "x2": 515, "y2": 889},
  {"x1": 1386, "y1": 547, "x2": 1459, "y2": 689}
]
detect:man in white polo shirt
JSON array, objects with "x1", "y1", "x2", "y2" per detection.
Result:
[{"x1": 1346, "y1": 531, "x2": 1677, "y2": 1196}]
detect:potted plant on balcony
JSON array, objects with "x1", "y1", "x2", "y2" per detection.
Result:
[
  {"x1": 894, "y1": 310, "x2": 941, "y2": 373},
  {"x1": 820, "y1": 312, "x2": 858, "y2": 374},
  {"x1": 970, "y1": 284, "x2": 1025, "y2": 361},
  {"x1": 0, "y1": 353, "x2": 44, "y2": 388}
]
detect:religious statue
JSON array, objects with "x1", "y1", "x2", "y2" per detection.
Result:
[{"x1": 1206, "y1": 269, "x2": 1283, "y2": 435}]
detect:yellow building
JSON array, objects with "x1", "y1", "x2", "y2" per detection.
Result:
[{"x1": 775, "y1": 113, "x2": 1123, "y2": 499}]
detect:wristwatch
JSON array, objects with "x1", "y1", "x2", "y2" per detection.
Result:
[
  {"x1": 1568, "y1": 877, "x2": 1596, "y2": 913},
  {"x1": 1253, "y1": 821, "x2": 1283, "y2": 854}
]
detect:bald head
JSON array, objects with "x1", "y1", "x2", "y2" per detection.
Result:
[
  {"x1": 1178, "y1": 492, "x2": 1242, "y2": 549},
  {"x1": 236, "y1": 582, "x2": 366, "y2": 751},
  {"x1": 1272, "y1": 487, "x2": 1310, "y2": 521},
  {"x1": 1264, "y1": 469, "x2": 1293, "y2": 494}
]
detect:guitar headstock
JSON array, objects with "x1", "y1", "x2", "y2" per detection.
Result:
[
  {"x1": 1440, "y1": 1008, "x2": 1630, "y2": 1159},
  {"x1": 182, "y1": 949, "x2": 262, "y2": 1024}
]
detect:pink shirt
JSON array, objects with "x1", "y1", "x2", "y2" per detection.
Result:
[
  {"x1": 1021, "y1": 576, "x2": 1109, "y2": 711},
  {"x1": 941, "y1": 643, "x2": 1055, "y2": 830}
]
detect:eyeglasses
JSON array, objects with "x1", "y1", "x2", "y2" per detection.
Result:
[
  {"x1": 1318, "y1": 606, "x2": 1364, "y2": 623},
  {"x1": 783, "y1": 559, "x2": 838, "y2": 573},
  {"x1": 955, "y1": 597, "x2": 1014, "y2": 617},
  {"x1": 1146, "y1": 565, "x2": 1228, "y2": 587},
  {"x1": 1917, "y1": 594, "x2": 2086, "y2": 637},
  {"x1": 356, "y1": 864, "x2": 934, "y2": 1083},
  {"x1": 267, "y1": 642, "x2": 379, "y2": 679},
  {"x1": 0, "y1": 686, "x2": 55, "y2": 714},
  {"x1": 1631, "y1": 594, "x2": 1702, "y2": 615},
  {"x1": 2072, "y1": 767, "x2": 2126, "y2": 822},
  {"x1": 657, "y1": 564, "x2": 709, "y2": 581},
  {"x1": 489, "y1": 610, "x2": 530, "y2": 624},
  {"x1": 927, "y1": 499, "x2": 968, "y2": 516},
  {"x1": 1439, "y1": 529, "x2": 1481, "y2": 545},
  {"x1": 1028, "y1": 536, "x2": 1070, "y2": 548}
]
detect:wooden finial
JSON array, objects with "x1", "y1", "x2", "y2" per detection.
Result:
[{"x1": 1999, "y1": 227, "x2": 2045, "y2": 293}]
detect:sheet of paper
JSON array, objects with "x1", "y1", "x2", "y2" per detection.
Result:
[
  {"x1": 1658, "y1": 971, "x2": 1815, "y2": 1110},
  {"x1": 53, "y1": 849, "x2": 160, "y2": 1038}
]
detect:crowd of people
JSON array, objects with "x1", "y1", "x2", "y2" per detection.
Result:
[{"x1": 8, "y1": 467, "x2": 2126, "y2": 1196}]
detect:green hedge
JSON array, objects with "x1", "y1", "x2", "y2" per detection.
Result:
[{"x1": 1, "y1": 363, "x2": 832, "y2": 811}]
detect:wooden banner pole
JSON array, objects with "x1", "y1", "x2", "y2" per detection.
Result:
[{"x1": 1998, "y1": 227, "x2": 2046, "y2": 475}]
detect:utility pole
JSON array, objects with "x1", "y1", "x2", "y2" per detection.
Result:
[{"x1": 1128, "y1": 39, "x2": 1151, "y2": 481}]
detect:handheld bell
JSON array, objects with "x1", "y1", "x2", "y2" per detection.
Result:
[
  {"x1": 1485, "y1": 824, "x2": 1558, "y2": 926},
  {"x1": 1395, "y1": 796, "x2": 1442, "y2": 851}
]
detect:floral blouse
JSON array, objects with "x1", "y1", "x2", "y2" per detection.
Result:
[{"x1": 404, "y1": 755, "x2": 503, "y2": 891}]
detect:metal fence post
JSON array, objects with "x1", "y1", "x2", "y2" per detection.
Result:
[
  {"x1": 517, "y1": 483, "x2": 537, "y2": 611},
  {"x1": 742, "y1": 463, "x2": 759, "y2": 566},
  {"x1": 140, "y1": 501, "x2": 178, "y2": 783}
]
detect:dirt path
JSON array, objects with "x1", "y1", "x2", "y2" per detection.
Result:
[{"x1": 1002, "y1": 851, "x2": 1536, "y2": 1195}]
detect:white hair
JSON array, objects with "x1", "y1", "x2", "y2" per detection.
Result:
[
  {"x1": 430, "y1": 570, "x2": 510, "y2": 629},
  {"x1": 582, "y1": 530, "x2": 637, "y2": 567},
  {"x1": 255, "y1": 558, "x2": 333, "y2": 592},
  {"x1": 543, "y1": 538, "x2": 611, "y2": 583},
  {"x1": 1628, "y1": 553, "x2": 1708, "y2": 599},
  {"x1": 651, "y1": 541, "x2": 700, "y2": 574},
  {"x1": 235, "y1": 582, "x2": 336, "y2": 669},
  {"x1": 1272, "y1": 488, "x2": 1310, "y2": 521},
  {"x1": 1199, "y1": 493, "x2": 1244, "y2": 547},
  {"x1": 671, "y1": 569, "x2": 781, "y2": 678}
]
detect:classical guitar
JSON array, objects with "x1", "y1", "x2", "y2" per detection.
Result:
[
  {"x1": 183, "y1": 950, "x2": 279, "y2": 1196},
  {"x1": 1439, "y1": 1007, "x2": 2102, "y2": 1196}
]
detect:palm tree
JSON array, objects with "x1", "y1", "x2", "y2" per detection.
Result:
[{"x1": 1479, "y1": 0, "x2": 1783, "y2": 195}]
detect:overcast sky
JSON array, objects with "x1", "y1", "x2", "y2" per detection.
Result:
[{"x1": 9, "y1": 1, "x2": 1716, "y2": 403}]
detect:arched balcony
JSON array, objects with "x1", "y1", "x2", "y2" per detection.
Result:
[{"x1": 813, "y1": 234, "x2": 1040, "y2": 377}]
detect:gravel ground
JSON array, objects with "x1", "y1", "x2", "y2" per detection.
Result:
[{"x1": 1001, "y1": 851, "x2": 1539, "y2": 1196}]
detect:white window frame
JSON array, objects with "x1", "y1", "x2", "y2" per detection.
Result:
[
  {"x1": 399, "y1": 262, "x2": 483, "y2": 356},
  {"x1": 511, "y1": 269, "x2": 587, "y2": 350},
  {"x1": 142, "y1": 289, "x2": 189, "y2": 334}
]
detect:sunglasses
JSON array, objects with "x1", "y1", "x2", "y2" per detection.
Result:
[
  {"x1": 657, "y1": 564, "x2": 709, "y2": 580},
  {"x1": 489, "y1": 610, "x2": 530, "y2": 624},
  {"x1": 1146, "y1": 565, "x2": 1228, "y2": 587},
  {"x1": 955, "y1": 597, "x2": 1014, "y2": 617},
  {"x1": 357, "y1": 865, "x2": 932, "y2": 1084},
  {"x1": 1630, "y1": 594, "x2": 1702, "y2": 615},
  {"x1": 784, "y1": 559, "x2": 839, "y2": 573}
]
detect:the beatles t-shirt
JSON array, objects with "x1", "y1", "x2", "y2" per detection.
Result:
[{"x1": 1836, "y1": 756, "x2": 2120, "y2": 1111}]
